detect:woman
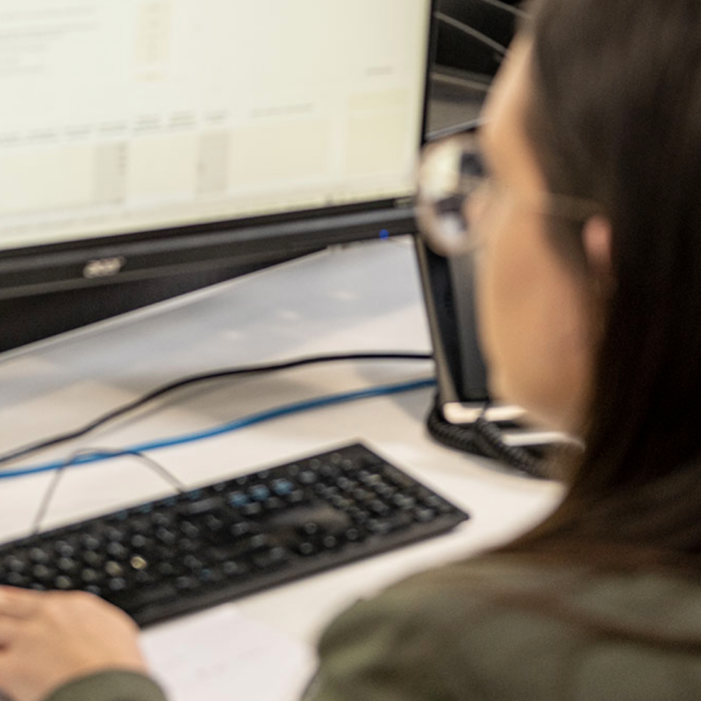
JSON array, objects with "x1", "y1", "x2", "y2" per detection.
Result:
[{"x1": 4, "y1": 0, "x2": 701, "y2": 698}]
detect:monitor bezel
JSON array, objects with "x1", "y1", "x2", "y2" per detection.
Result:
[{"x1": 0, "y1": 1, "x2": 438, "y2": 300}]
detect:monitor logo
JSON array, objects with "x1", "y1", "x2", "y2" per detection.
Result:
[{"x1": 83, "y1": 256, "x2": 127, "y2": 279}]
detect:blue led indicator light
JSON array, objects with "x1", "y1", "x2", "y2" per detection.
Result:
[{"x1": 379, "y1": 229, "x2": 390, "y2": 240}]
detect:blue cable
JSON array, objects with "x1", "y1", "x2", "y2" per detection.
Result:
[{"x1": 0, "y1": 377, "x2": 436, "y2": 481}]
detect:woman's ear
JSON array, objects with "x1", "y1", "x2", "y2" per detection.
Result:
[{"x1": 582, "y1": 215, "x2": 613, "y2": 280}]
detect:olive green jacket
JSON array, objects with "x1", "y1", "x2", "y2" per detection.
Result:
[
  {"x1": 46, "y1": 556, "x2": 701, "y2": 701},
  {"x1": 46, "y1": 671, "x2": 166, "y2": 701}
]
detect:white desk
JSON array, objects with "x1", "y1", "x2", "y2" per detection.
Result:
[{"x1": 0, "y1": 238, "x2": 562, "y2": 674}]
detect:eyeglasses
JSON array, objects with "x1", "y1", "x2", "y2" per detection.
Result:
[{"x1": 415, "y1": 131, "x2": 600, "y2": 257}]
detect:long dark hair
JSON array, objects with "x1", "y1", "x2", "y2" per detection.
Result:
[{"x1": 501, "y1": 0, "x2": 701, "y2": 569}]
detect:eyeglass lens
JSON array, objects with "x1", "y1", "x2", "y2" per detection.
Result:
[{"x1": 417, "y1": 136, "x2": 487, "y2": 256}]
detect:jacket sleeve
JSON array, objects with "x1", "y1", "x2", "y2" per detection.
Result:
[
  {"x1": 300, "y1": 558, "x2": 587, "y2": 701},
  {"x1": 44, "y1": 670, "x2": 168, "y2": 701},
  {"x1": 301, "y1": 583, "x2": 483, "y2": 701}
]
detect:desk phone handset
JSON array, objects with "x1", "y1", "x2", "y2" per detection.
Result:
[{"x1": 416, "y1": 241, "x2": 566, "y2": 479}]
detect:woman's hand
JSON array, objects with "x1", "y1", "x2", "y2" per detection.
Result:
[{"x1": 0, "y1": 586, "x2": 148, "y2": 701}]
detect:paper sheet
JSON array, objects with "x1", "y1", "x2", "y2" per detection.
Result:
[{"x1": 142, "y1": 605, "x2": 317, "y2": 701}]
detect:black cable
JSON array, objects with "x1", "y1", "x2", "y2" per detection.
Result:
[
  {"x1": 426, "y1": 117, "x2": 483, "y2": 143},
  {"x1": 31, "y1": 447, "x2": 185, "y2": 535},
  {"x1": 434, "y1": 11, "x2": 509, "y2": 58},
  {"x1": 32, "y1": 463, "x2": 66, "y2": 536},
  {"x1": 471, "y1": 415, "x2": 545, "y2": 478},
  {"x1": 0, "y1": 352, "x2": 433, "y2": 468},
  {"x1": 429, "y1": 68, "x2": 491, "y2": 96},
  {"x1": 472, "y1": 0, "x2": 527, "y2": 18},
  {"x1": 426, "y1": 394, "x2": 547, "y2": 478}
]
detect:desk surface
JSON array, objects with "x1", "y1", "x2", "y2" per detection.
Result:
[{"x1": 0, "y1": 237, "x2": 562, "y2": 649}]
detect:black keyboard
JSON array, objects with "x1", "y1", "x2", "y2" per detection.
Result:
[{"x1": 0, "y1": 443, "x2": 469, "y2": 626}]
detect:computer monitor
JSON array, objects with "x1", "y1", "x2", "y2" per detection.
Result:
[{"x1": 0, "y1": 0, "x2": 435, "y2": 301}]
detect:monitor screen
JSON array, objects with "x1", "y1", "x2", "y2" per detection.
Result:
[{"x1": 0, "y1": 0, "x2": 434, "y2": 298}]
